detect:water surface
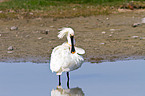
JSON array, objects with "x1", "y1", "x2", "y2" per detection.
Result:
[{"x1": 0, "y1": 60, "x2": 145, "y2": 96}]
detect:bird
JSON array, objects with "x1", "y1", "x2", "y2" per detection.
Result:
[{"x1": 50, "y1": 28, "x2": 85, "y2": 88}]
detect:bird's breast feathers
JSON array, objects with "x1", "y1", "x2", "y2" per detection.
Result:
[{"x1": 50, "y1": 43, "x2": 84, "y2": 73}]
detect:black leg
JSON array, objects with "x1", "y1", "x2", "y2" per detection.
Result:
[
  {"x1": 59, "y1": 75, "x2": 61, "y2": 86},
  {"x1": 67, "y1": 72, "x2": 70, "y2": 89}
]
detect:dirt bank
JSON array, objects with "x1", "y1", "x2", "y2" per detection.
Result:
[{"x1": 0, "y1": 11, "x2": 145, "y2": 63}]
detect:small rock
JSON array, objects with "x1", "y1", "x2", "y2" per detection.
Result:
[
  {"x1": 131, "y1": 36, "x2": 139, "y2": 39},
  {"x1": 110, "y1": 29, "x2": 116, "y2": 31},
  {"x1": 25, "y1": 35, "x2": 30, "y2": 38},
  {"x1": 40, "y1": 24, "x2": 44, "y2": 27},
  {"x1": 110, "y1": 29, "x2": 120, "y2": 31},
  {"x1": 8, "y1": 46, "x2": 13, "y2": 51},
  {"x1": 9, "y1": 9, "x2": 14, "y2": 13},
  {"x1": 100, "y1": 43, "x2": 105, "y2": 44},
  {"x1": 29, "y1": 12, "x2": 33, "y2": 15},
  {"x1": 0, "y1": 34, "x2": 2, "y2": 36},
  {"x1": 36, "y1": 30, "x2": 39, "y2": 33},
  {"x1": 106, "y1": 18, "x2": 109, "y2": 20},
  {"x1": 109, "y1": 34, "x2": 112, "y2": 37},
  {"x1": 10, "y1": 26, "x2": 18, "y2": 31},
  {"x1": 38, "y1": 37, "x2": 43, "y2": 40},
  {"x1": 7, "y1": 51, "x2": 13, "y2": 54},
  {"x1": 40, "y1": 30, "x2": 49, "y2": 34},
  {"x1": 107, "y1": 23, "x2": 110, "y2": 26},
  {"x1": 141, "y1": 18, "x2": 145, "y2": 24},
  {"x1": 35, "y1": 18, "x2": 42, "y2": 20},
  {"x1": 52, "y1": 18, "x2": 57, "y2": 21},
  {"x1": 58, "y1": 28, "x2": 62, "y2": 31},
  {"x1": 140, "y1": 37, "x2": 145, "y2": 40},
  {"x1": 50, "y1": 26, "x2": 54, "y2": 28},
  {"x1": 102, "y1": 31, "x2": 106, "y2": 34},
  {"x1": 132, "y1": 23, "x2": 140, "y2": 27},
  {"x1": 73, "y1": 8, "x2": 76, "y2": 10},
  {"x1": 0, "y1": 11, "x2": 3, "y2": 13}
]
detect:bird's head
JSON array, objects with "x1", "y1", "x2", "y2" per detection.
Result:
[
  {"x1": 58, "y1": 28, "x2": 74, "y2": 39},
  {"x1": 58, "y1": 28, "x2": 75, "y2": 54}
]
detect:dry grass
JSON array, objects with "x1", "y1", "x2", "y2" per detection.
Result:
[{"x1": 0, "y1": 4, "x2": 116, "y2": 19}]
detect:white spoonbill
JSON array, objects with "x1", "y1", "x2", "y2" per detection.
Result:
[{"x1": 50, "y1": 28, "x2": 85, "y2": 88}]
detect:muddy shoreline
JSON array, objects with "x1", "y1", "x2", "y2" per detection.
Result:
[{"x1": 0, "y1": 11, "x2": 145, "y2": 63}]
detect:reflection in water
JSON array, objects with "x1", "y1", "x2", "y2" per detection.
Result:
[
  {"x1": 51, "y1": 86, "x2": 84, "y2": 96},
  {"x1": 0, "y1": 60, "x2": 145, "y2": 96}
]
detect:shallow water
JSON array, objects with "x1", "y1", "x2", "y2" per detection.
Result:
[{"x1": 0, "y1": 60, "x2": 145, "y2": 96}]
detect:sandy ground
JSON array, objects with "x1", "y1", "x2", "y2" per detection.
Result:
[{"x1": 0, "y1": 11, "x2": 145, "y2": 63}]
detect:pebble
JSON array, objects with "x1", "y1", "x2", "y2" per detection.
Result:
[
  {"x1": 109, "y1": 34, "x2": 112, "y2": 37},
  {"x1": 58, "y1": 28, "x2": 62, "y2": 31},
  {"x1": 131, "y1": 36, "x2": 139, "y2": 39},
  {"x1": 102, "y1": 31, "x2": 106, "y2": 34},
  {"x1": 73, "y1": 8, "x2": 76, "y2": 10},
  {"x1": 52, "y1": 18, "x2": 57, "y2": 21},
  {"x1": 40, "y1": 30, "x2": 49, "y2": 34},
  {"x1": 141, "y1": 18, "x2": 145, "y2": 24},
  {"x1": 29, "y1": 12, "x2": 33, "y2": 15},
  {"x1": 35, "y1": 18, "x2": 42, "y2": 20},
  {"x1": 132, "y1": 23, "x2": 140, "y2": 27},
  {"x1": 8, "y1": 46, "x2": 13, "y2": 51},
  {"x1": 0, "y1": 11, "x2": 3, "y2": 13},
  {"x1": 100, "y1": 43, "x2": 105, "y2": 45},
  {"x1": 0, "y1": 34, "x2": 2, "y2": 37},
  {"x1": 7, "y1": 51, "x2": 13, "y2": 54},
  {"x1": 50, "y1": 26, "x2": 54, "y2": 28},
  {"x1": 36, "y1": 30, "x2": 39, "y2": 33},
  {"x1": 110, "y1": 29, "x2": 121, "y2": 31},
  {"x1": 25, "y1": 35, "x2": 30, "y2": 38},
  {"x1": 110, "y1": 29, "x2": 115, "y2": 31},
  {"x1": 110, "y1": 29, "x2": 118, "y2": 31},
  {"x1": 10, "y1": 26, "x2": 18, "y2": 31},
  {"x1": 40, "y1": 24, "x2": 44, "y2": 27},
  {"x1": 140, "y1": 37, "x2": 145, "y2": 40},
  {"x1": 38, "y1": 37, "x2": 43, "y2": 40}
]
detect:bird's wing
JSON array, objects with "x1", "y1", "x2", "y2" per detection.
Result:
[
  {"x1": 50, "y1": 44, "x2": 70, "y2": 73},
  {"x1": 50, "y1": 45, "x2": 64, "y2": 72},
  {"x1": 75, "y1": 47, "x2": 85, "y2": 54}
]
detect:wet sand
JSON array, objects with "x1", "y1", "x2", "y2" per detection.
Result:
[{"x1": 0, "y1": 11, "x2": 145, "y2": 63}]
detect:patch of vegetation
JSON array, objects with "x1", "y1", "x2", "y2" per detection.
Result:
[{"x1": 0, "y1": 0, "x2": 145, "y2": 19}]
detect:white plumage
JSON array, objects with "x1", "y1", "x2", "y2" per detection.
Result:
[{"x1": 50, "y1": 28, "x2": 85, "y2": 75}]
